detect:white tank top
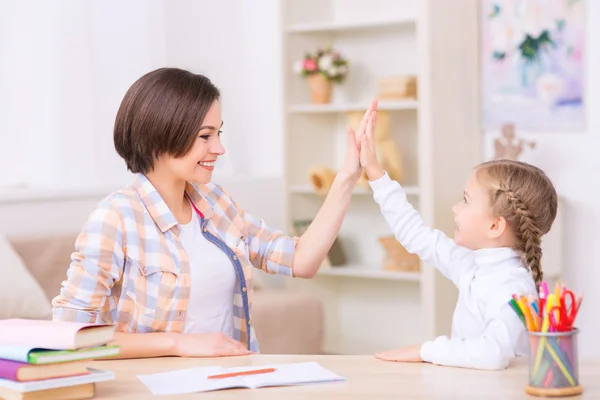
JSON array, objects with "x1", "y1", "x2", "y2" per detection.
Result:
[{"x1": 179, "y1": 207, "x2": 237, "y2": 337}]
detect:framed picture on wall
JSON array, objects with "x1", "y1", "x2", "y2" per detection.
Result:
[{"x1": 480, "y1": 0, "x2": 586, "y2": 131}]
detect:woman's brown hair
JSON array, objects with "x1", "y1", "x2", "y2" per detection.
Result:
[
  {"x1": 114, "y1": 67, "x2": 220, "y2": 174},
  {"x1": 476, "y1": 160, "x2": 558, "y2": 288}
]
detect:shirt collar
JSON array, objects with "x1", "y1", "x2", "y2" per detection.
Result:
[
  {"x1": 473, "y1": 247, "x2": 522, "y2": 269},
  {"x1": 132, "y1": 174, "x2": 214, "y2": 233}
]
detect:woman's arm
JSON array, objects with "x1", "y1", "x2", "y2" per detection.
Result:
[
  {"x1": 234, "y1": 141, "x2": 359, "y2": 279},
  {"x1": 232, "y1": 100, "x2": 377, "y2": 279},
  {"x1": 51, "y1": 199, "x2": 125, "y2": 322},
  {"x1": 231, "y1": 169, "x2": 357, "y2": 279},
  {"x1": 109, "y1": 332, "x2": 177, "y2": 359},
  {"x1": 109, "y1": 332, "x2": 250, "y2": 359},
  {"x1": 291, "y1": 171, "x2": 356, "y2": 278},
  {"x1": 292, "y1": 100, "x2": 377, "y2": 278}
]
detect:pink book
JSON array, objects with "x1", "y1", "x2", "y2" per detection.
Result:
[
  {"x1": 0, "y1": 358, "x2": 89, "y2": 382},
  {"x1": 0, "y1": 319, "x2": 115, "y2": 350}
]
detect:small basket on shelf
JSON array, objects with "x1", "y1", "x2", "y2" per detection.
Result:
[{"x1": 377, "y1": 75, "x2": 418, "y2": 100}]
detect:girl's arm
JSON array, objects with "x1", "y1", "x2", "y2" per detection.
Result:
[
  {"x1": 361, "y1": 112, "x2": 473, "y2": 286},
  {"x1": 420, "y1": 279, "x2": 533, "y2": 370}
]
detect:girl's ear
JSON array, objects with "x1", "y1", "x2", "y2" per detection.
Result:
[{"x1": 488, "y1": 216, "x2": 508, "y2": 239}]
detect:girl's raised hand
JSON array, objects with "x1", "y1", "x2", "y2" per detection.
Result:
[{"x1": 360, "y1": 110, "x2": 385, "y2": 181}]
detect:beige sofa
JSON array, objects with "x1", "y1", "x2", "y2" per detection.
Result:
[{"x1": 0, "y1": 233, "x2": 324, "y2": 354}]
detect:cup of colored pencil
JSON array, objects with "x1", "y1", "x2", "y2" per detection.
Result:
[{"x1": 509, "y1": 281, "x2": 583, "y2": 398}]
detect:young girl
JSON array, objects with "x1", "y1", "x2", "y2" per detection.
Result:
[
  {"x1": 52, "y1": 68, "x2": 376, "y2": 359},
  {"x1": 359, "y1": 112, "x2": 558, "y2": 370}
]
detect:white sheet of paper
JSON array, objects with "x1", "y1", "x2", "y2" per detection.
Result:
[{"x1": 137, "y1": 362, "x2": 346, "y2": 395}]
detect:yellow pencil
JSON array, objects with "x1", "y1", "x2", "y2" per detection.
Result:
[
  {"x1": 545, "y1": 339, "x2": 576, "y2": 386},
  {"x1": 533, "y1": 294, "x2": 555, "y2": 376},
  {"x1": 518, "y1": 297, "x2": 535, "y2": 331}
]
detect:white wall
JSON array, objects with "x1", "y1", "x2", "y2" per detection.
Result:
[
  {"x1": 163, "y1": 0, "x2": 284, "y2": 180},
  {"x1": 0, "y1": 0, "x2": 286, "y2": 288},
  {"x1": 0, "y1": 0, "x2": 167, "y2": 191},
  {"x1": 482, "y1": 2, "x2": 600, "y2": 357},
  {"x1": 0, "y1": 0, "x2": 285, "y2": 234}
]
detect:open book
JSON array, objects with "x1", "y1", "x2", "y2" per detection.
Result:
[{"x1": 137, "y1": 362, "x2": 346, "y2": 395}]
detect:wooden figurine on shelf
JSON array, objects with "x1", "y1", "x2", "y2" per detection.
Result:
[
  {"x1": 308, "y1": 166, "x2": 337, "y2": 195},
  {"x1": 378, "y1": 235, "x2": 420, "y2": 272},
  {"x1": 347, "y1": 110, "x2": 404, "y2": 188},
  {"x1": 493, "y1": 123, "x2": 536, "y2": 161}
]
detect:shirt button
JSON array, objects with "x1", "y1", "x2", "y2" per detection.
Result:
[
  {"x1": 203, "y1": 227, "x2": 208, "y2": 232},
  {"x1": 232, "y1": 255, "x2": 238, "y2": 261},
  {"x1": 247, "y1": 319, "x2": 252, "y2": 325},
  {"x1": 242, "y1": 287, "x2": 247, "y2": 292}
]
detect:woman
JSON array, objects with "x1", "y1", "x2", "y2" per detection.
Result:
[{"x1": 52, "y1": 67, "x2": 376, "y2": 359}]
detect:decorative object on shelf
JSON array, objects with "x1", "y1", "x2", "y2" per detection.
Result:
[
  {"x1": 293, "y1": 219, "x2": 347, "y2": 267},
  {"x1": 293, "y1": 48, "x2": 349, "y2": 104},
  {"x1": 481, "y1": 0, "x2": 584, "y2": 131},
  {"x1": 378, "y1": 235, "x2": 420, "y2": 272},
  {"x1": 308, "y1": 166, "x2": 336, "y2": 195},
  {"x1": 493, "y1": 123, "x2": 536, "y2": 161},
  {"x1": 346, "y1": 110, "x2": 404, "y2": 188},
  {"x1": 377, "y1": 75, "x2": 417, "y2": 100}
]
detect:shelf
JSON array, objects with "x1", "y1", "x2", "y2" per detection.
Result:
[
  {"x1": 285, "y1": 17, "x2": 416, "y2": 34},
  {"x1": 316, "y1": 266, "x2": 421, "y2": 282},
  {"x1": 288, "y1": 184, "x2": 420, "y2": 196},
  {"x1": 287, "y1": 100, "x2": 418, "y2": 114}
]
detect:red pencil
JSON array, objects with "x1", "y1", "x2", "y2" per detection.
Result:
[{"x1": 207, "y1": 367, "x2": 276, "y2": 380}]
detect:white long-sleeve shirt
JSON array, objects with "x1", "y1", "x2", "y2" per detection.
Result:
[{"x1": 370, "y1": 173, "x2": 537, "y2": 370}]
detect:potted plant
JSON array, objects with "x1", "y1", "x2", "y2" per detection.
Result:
[{"x1": 293, "y1": 48, "x2": 349, "y2": 104}]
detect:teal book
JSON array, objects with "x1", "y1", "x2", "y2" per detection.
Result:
[{"x1": 0, "y1": 345, "x2": 120, "y2": 365}]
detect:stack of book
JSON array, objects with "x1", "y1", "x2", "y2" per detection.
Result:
[{"x1": 0, "y1": 319, "x2": 119, "y2": 400}]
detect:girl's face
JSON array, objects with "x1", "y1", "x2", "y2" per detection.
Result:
[
  {"x1": 158, "y1": 100, "x2": 225, "y2": 185},
  {"x1": 451, "y1": 170, "x2": 498, "y2": 250}
]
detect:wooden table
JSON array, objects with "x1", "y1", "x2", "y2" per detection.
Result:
[{"x1": 88, "y1": 355, "x2": 600, "y2": 399}]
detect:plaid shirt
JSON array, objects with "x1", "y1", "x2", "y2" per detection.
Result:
[{"x1": 52, "y1": 174, "x2": 298, "y2": 351}]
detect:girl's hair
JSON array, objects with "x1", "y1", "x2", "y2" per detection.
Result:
[{"x1": 475, "y1": 160, "x2": 558, "y2": 288}]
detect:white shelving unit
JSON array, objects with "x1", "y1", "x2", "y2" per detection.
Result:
[
  {"x1": 317, "y1": 266, "x2": 421, "y2": 282},
  {"x1": 281, "y1": 0, "x2": 480, "y2": 355},
  {"x1": 288, "y1": 184, "x2": 420, "y2": 196},
  {"x1": 285, "y1": 17, "x2": 416, "y2": 34},
  {"x1": 287, "y1": 100, "x2": 418, "y2": 114}
]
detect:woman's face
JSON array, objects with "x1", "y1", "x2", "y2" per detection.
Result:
[{"x1": 157, "y1": 100, "x2": 226, "y2": 184}]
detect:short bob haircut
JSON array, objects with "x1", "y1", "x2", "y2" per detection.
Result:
[{"x1": 114, "y1": 67, "x2": 220, "y2": 174}]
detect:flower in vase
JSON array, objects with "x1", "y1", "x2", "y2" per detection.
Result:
[{"x1": 293, "y1": 47, "x2": 349, "y2": 83}]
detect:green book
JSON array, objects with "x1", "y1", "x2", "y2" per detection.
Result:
[{"x1": 0, "y1": 344, "x2": 120, "y2": 365}]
